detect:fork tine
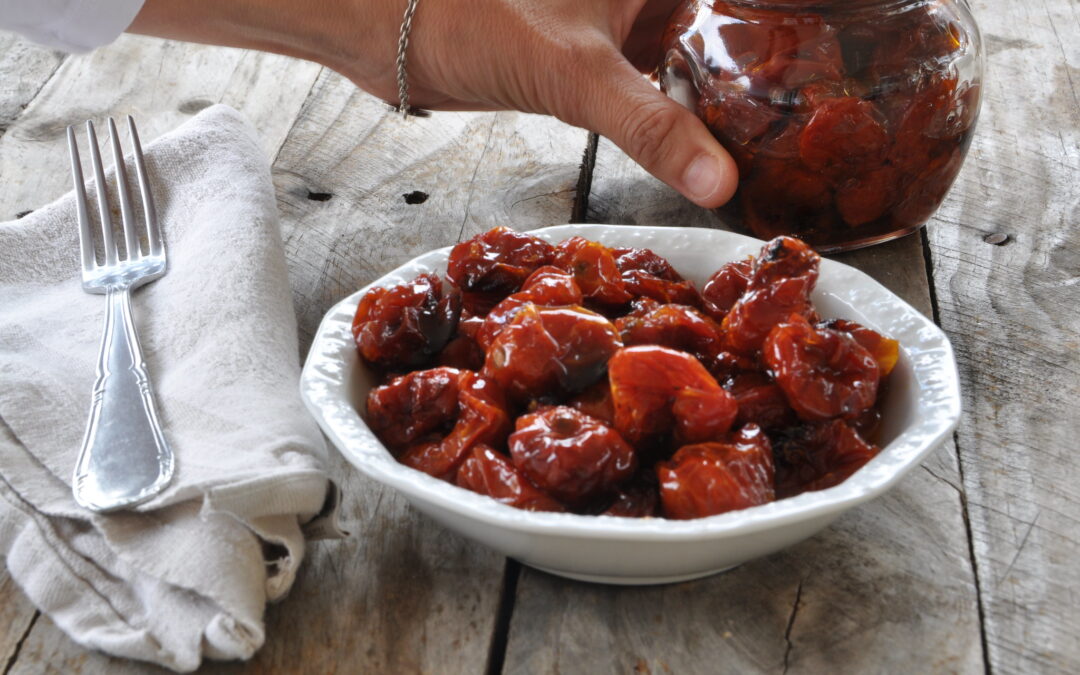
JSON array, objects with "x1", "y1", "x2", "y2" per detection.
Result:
[
  {"x1": 107, "y1": 118, "x2": 140, "y2": 259},
  {"x1": 126, "y1": 116, "x2": 162, "y2": 257},
  {"x1": 85, "y1": 121, "x2": 118, "y2": 267},
  {"x1": 67, "y1": 126, "x2": 96, "y2": 272}
]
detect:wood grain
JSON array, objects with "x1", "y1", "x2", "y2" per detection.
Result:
[
  {"x1": 501, "y1": 138, "x2": 985, "y2": 674},
  {"x1": 0, "y1": 33, "x2": 322, "y2": 220},
  {"x1": 0, "y1": 36, "x2": 64, "y2": 138},
  {"x1": 924, "y1": 0, "x2": 1080, "y2": 671}
]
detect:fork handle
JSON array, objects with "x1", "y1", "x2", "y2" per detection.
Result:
[{"x1": 73, "y1": 286, "x2": 174, "y2": 512}]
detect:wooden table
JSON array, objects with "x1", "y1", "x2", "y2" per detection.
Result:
[{"x1": 1, "y1": 0, "x2": 1076, "y2": 670}]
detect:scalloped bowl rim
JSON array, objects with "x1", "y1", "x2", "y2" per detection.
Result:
[{"x1": 300, "y1": 224, "x2": 961, "y2": 542}]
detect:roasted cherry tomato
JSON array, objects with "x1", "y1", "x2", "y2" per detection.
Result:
[
  {"x1": 701, "y1": 258, "x2": 753, "y2": 321},
  {"x1": 374, "y1": 370, "x2": 509, "y2": 481},
  {"x1": 601, "y1": 475, "x2": 661, "y2": 518},
  {"x1": 456, "y1": 445, "x2": 565, "y2": 512},
  {"x1": 568, "y1": 380, "x2": 616, "y2": 426},
  {"x1": 773, "y1": 419, "x2": 880, "y2": 498},
  {"x1": 657, "y1": 424, "x2": 775, "y2": 519},
  {"x1": 352, "y1": 273, "x2": 461, "y2": 370},
  {"x1": 612, "y1": 246, "x2": 700, "y2": 306},
  {"x1": 482, "y1": 304, "x2": 622, "y2": 403},
  {"x1": 722, "y1": 237, "x2": 820, "y2": 355},
  {"x1": 552, "y1": 236, "x2": 633, "y2": 306},
  {"x1": 366, "y1": 367, "x2": 462, "y2": 451},
  {"x1": 476, "y1": 266, "x2": 582, "y2": 350},
  {"x1": 509, "y1": 406, "x2": 636, "y2": 506},
  {"x1": 447, "y1": 226, "x2": 555, "y2": 298},
  {"x1": 818, "y1": 318, "x2": 899, "y2": 377},
  {"x1": 799, "y1": 97, "x2": 889, "y2": 181},
  {"x1": 615, "y1": 303, "x2": 724, "y2": 367},
  {"x1": 763, "y1": 314, "x2": 879, "y2": 421},
  {"x1": 609, "y1": 345, "x2": 737, "y2": 447},
  {"x1": 727, "y1": 372, "x2": 797, "y2": 430}
]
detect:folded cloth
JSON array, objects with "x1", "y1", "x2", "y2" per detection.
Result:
[{"x1": 0, "y1": 104, "x2": 342, "y2": 672}]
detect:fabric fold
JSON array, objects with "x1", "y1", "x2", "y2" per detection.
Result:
[{"x1": 0, "y1": 104, "x2": 341, "y2": 672}]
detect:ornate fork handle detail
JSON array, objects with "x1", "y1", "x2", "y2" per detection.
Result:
[{"x1": 73, "y1": 286, "x2": 173, "y2": 511}]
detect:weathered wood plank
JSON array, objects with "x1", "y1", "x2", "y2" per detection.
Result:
[
  {"x1": 0, "y1": 35, "x2": 65, "y2": 673},
  {"x1": 0, "y1": 33, "x2": 322, "y2": 220},
  {"x1": 502, "y1": 137, "x2": 984, "y2": 674},
  {"x1": 925, "y1": 0, "x2": 1080, "y2": 671},
  {"x1": 0, "y1": 35, "x2": 64, "y2": 136},
  {"x1": 0, "y1": 35, "x2": 319, "y2": 673}
]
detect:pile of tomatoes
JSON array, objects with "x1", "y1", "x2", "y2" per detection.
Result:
[{"x1": 354, "y1": 228, "x2": 898, "y2": 519}]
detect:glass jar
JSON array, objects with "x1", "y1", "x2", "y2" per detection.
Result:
[{"x1": 660, "y1": 0, "x2": 983, "y2": 252}]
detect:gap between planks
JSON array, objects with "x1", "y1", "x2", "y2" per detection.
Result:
[
  {"x1": 485, "y1": 128, "x2": 600, "y2": 675},
  {"x1": 920, "y1": 226, "x2": 992, "y2": 674},
  {"x1": 2, "y1": 612, "x2": 39, "y2": 675}
]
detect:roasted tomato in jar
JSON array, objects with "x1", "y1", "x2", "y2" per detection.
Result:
[
  {"x1": 608, "y1": 345, "x2": 737, "y2": 448},
  {"x1": 352, "y1": 273, "x2": 460, "y2": 370},
  {"x1": 657, "y1": 424, "x2": 775, "y2": 519},
  {"x1": 509, "y1": 406, "x2": 636, "y2": 507},
  {"x1": 447, "y1": 227, "x2": 555, "y2": 301},
  {"x1": 456, "y1": 445, "x2": 565, "y2": 512},
  {"x1": 482, "y1": 304, "x2": 622, "y2": 403},
  {"x1": 659, "y1": 0, "x2": 982, "y2": 251},
  {"x1": 763, "y1": 314, "x2": 880, "y2": 421}
]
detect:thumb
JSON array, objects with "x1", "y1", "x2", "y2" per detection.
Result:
[{"x1": 564, "y1": 52, "x2": 738, "y2": 208}]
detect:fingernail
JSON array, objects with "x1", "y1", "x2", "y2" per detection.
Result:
[{"x1": 683, "y1": 155, "x2": 723, "y2": 203}]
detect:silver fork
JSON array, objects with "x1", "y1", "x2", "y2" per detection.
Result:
[{"x1": 67, "y1": 117, "x2": 174, "y2": 512}]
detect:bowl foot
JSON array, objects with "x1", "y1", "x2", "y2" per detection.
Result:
[{"x1": 524, "y1": 562, "x2": 739, "y2": 586}]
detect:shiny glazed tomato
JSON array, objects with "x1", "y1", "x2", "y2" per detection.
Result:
[
  {"x1": 456, "y1": 445, "x2": 565, "y2": 512},
  {"x1": 352, "y1": 273, "x2": 461, "y2": 370},
  {"x1": 447, "y1": 226, "x2": 555, "y2": 299},
  {"x1": 657, "y1": 424, "x2": 775, "y2": 519},
  {"x1": 509, "y1": 406, "x2": 636, "y2": 506},
  {"x1": 608, "y1": 345, "x2": 737, "y2": 447}
]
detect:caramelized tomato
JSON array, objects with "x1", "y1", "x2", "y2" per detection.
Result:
[{"x1": 352, "y1": 273, "x2": 460, "y2": 370}]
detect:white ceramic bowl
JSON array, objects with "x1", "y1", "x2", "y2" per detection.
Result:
[{"x1": 300, "y1": 225, "x2": 961, "y2": 585}]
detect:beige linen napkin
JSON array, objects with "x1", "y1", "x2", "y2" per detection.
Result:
[{"x1": 0, "y1": 104, "x2": 342, "y2": 672}]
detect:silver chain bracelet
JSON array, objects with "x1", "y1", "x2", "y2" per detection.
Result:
[{"x1": 395, "y1": 0, "x2": 421, "y2": 118}]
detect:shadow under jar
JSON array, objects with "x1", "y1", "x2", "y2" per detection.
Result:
[{"x1": 660, "y1": 0, "x2": 983, "y2": 252}]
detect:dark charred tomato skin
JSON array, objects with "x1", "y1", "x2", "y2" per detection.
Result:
[
  {"x1": 509, "y1": 406, "x2": 636, "y2": 506},
  {"x1": 612, "y1": 246, "x2": 700, "y2": 306},
  {"x1": 482, "y1": 304, "x2": 622, "y2": 403},
  {"x1": 763, "y1": 314, "x2": 880, "y2": 421},
  {"x1": 369, "y1": 369, "x2": 509, "y2": 481},
  {"x1": 352, "y1": 273, "x2": 461, "y2": 370},
  {"x1": 657, "y1": 425, "x2": 775, "y2": 519},
  {"x1": 447, "y1": 226, "x2": 555, "y2": 297},
  {"x1": 722, "y1": 237, "x2": 820, "y2": 355},
  {"x1": 774, "y1": 419, "x2": 879, "y2": 498},
  {"x1": 701, "y1": 258, "x2": 753, "y2": 321},
  {"x1": 456, "y1": 445, "x2": 565, "y2": 512},
  {"x1": 608, "y1": 346, "x2": 737, "y2": 447},
  {"x1": 477, "y1": 266, "x2": 583, "y2": 351}
]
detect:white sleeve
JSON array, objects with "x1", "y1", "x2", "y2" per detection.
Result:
[{"x1": 0, "y1": 0, "x2": 147, "y2": 53}]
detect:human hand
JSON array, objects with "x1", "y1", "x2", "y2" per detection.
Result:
[{"x1": 131, "y1": 0, "x2": 738, "y2": 207}]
